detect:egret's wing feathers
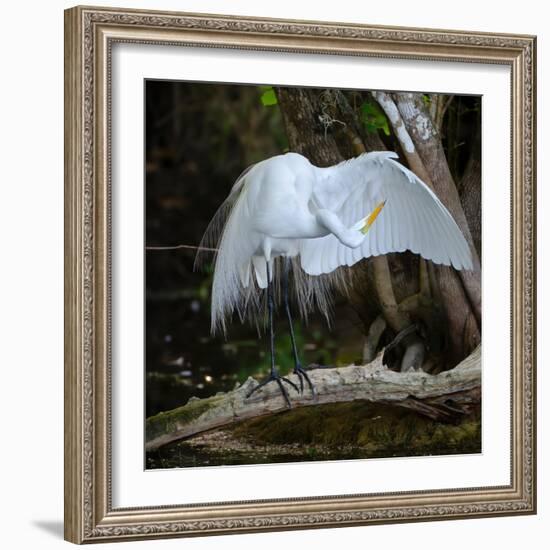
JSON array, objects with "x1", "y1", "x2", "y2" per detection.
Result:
[{"x1": 300, "y1": 153, "x2": 473, "y2": 275}]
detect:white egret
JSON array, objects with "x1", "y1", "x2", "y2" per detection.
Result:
[{"x1": 196, "y1": 151, "x2": 473, "y2": 406}]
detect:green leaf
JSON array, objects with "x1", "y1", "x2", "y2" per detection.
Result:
[
  {"x1": 260, "y1": 87, "x2": 278, "y2": 106},
  {"x1": 360, "y1": 101, "x2": 390, "y2": 136}
]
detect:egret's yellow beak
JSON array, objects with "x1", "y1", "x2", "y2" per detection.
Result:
[{"x1": 360, "y1": 200, "x2": 386, "y2": 234}]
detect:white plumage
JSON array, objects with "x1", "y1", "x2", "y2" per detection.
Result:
[{"x1": 197, "y1": 151, "x2": 473, "y2": 334}]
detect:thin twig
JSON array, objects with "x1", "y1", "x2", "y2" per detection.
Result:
[{"x1": 145, "y1": 244, "x2": 218, "y2": 252}]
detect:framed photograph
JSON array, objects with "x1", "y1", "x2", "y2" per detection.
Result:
[{"x1": 64, "y1": 5, "x2": 537, "y2": 544}]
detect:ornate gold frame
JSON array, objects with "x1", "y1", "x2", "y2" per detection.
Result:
[{"x1": 64, "y1": 5, "x2": 537, "y2": 544}]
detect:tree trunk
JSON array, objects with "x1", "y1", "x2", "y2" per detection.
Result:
[
  {"x1": 276, "y1": 87, "x2": 343, "y2": 166},
  {"x1": 393, "y1": 92, "x2": 481, "y2": 328},
  {"x1": 458, "y1": 110, "x2": 482, "y2": 260},
  {"x1": 376, "y1": 93, "x2": 481, "y2": 361}
]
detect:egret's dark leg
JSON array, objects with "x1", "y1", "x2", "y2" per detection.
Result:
[
  {"x1": 282, "y1": 258, "x2": 315, "y2": 397},
  {"x1": 246, "y1": 259, "x2": 299, "y2": 407}
]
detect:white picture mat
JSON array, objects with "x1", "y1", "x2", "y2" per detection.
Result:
[{"x1": 111, "y1": 43, "x2": 511, "y2": 508}]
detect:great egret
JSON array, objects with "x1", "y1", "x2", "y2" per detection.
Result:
[{"x1": 197, "y1": 151, "x2": 473, "y2": 406}]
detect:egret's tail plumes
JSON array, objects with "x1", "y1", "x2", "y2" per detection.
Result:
[
  {"x1": 194, "y1": 165, "x2": 271, "y2": 334},
  {"x1": 193, "y1": 163, "x2": 256, "y2": 272},
  {"x1": 194, "y1": 169, "x2": 255, "y2": 334},
  {"x1": 289, "y1": 261, "x2": 353, "y2": 328},
  {"x1": 209, "y1": 194, "x2": 259, "y2": 334},
  {"x1": 207, "y1": 217, "x2": 351, "y2": 335}
]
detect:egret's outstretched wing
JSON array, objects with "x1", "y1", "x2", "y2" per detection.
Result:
[{"x1": 300, "y1": 152, "x2": 473, "y2": 275}]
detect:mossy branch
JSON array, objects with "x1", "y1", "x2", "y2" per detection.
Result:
[{"x1": 146, "y1": 346, "x2": 481, "y2": 451}]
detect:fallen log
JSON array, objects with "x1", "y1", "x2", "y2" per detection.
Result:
[{"x1": 146, "y1": 346, "x2": 481, "y2": 451}]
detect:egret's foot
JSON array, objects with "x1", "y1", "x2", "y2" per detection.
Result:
[
  {"x1": 246, "y1": 371, "x2": 299, "y2": 408},
  {"x1": 293, "y1": 364, "x2": 316, "y2": 397}
]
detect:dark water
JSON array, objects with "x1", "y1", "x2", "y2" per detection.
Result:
[
  {"x1": 145, "y1": 285, "x2": 364, "y2": 418},
  {"x1": 147, "y1": 439, "x2": 481, "y2": 469},
  {"x1": 146, "y1": 401, "x2": 482, "y2": 469}
]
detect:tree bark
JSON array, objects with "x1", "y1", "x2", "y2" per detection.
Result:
[
  {"x1": 146, "y1": 346, "x2": 481, "y2": 451},
  {"x1": 374, "y1": 92, "x2": 481, "y2": 361},
  {"x1": 458, "y1": 112, "x2": 482, "y2": 260},
  {"x1": 363, "y1": 315, "x2": 386, "y2": 363},
  {"x1": 392, "y1": 92, "x2": 481, "y2": 327},
  {"x1": 371, "y1": 91, "x2": 434, "y2": 186},
  {"x1": 276, "y1": 87, "x2": 343, "y2": 166}
]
